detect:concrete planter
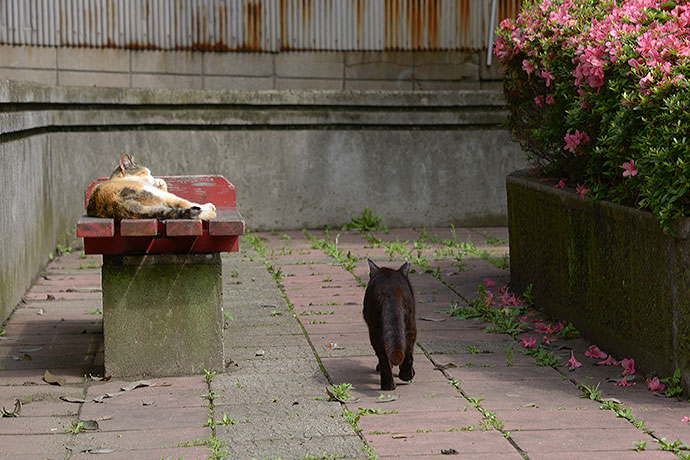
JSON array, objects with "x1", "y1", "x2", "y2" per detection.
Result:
[{"x1": 507, "y1": 170, "x2": 690, "y2": 391}]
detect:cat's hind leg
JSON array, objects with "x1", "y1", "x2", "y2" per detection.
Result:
[
  {"x1": 376, "y1": 352, "x2": 396, "y2": 390},
  {"x1": 398, "y1": 353, "x2": 415, "y2": 382}
]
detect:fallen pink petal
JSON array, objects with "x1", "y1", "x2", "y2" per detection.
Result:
[
  {"x1": 682, "y1": 417, "x2": 690, "y2": 423},
  {"x1": 585, "y1": 345, "x2": 607, "y2": 359},
  {"x1": 484, "y1": 278, "x2": 496, "y2": 288},
  {"x1": 615, "y1": 377, "x2": 634, "y2": 387},
  {"x1": 621, "y1": 358, "x2": 636, "y2": 376},
  {"x1": 595, "y1": 356, "x2": 619, "y2": 366},
  {"x1": 567, "y1": 352, "x2": 583, "y2": 370},
  {"x1": 553, "y1": 179, "x2": 566, "y2": 189},
  {"x1": 646, "y1": 377, "x2": 666, "y2": 393},
  {"x1": 521, "y1": 335, "x2": 537, "y2": 349}
]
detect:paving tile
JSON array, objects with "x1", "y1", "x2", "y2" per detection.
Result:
[
  {"x1": 0, "y1": 433, "x2": 72, "y2": 456},
  {"x1": 70, "y1": 446, "x2": 210, "y2": 460},
  {"x1": 528, "y1": 452, "x2": 678, "y2": 460},
  {"x1": 367, "y1": 430, "x2": 516, "y2": 457},
  {"x1": 0, "y1": 385, "x2": 85, "y2": 417},
  {"x1": 67, "y1": 426, "x2": 210, "y2": 452},
  {"x1": 358, "y1": 410, "x2": 483, "y2": 435},
  {"x1": 510, "y1": 427, "x2": 660, "y2": 453},
  {"x1": 83, "y1": 377, "x2": 208, "y2": 409},
  {"x1": 0, "y1": 415, "x2": 74, "y2": 434}
]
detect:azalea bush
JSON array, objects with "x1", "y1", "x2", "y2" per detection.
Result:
[{"x1": 495, "y1": 0, "x2": 690, "y2": 231}]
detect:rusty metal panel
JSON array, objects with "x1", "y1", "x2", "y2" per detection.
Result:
[{"x1": 0, "y1": 0, "x2": 521, "y2": 51}]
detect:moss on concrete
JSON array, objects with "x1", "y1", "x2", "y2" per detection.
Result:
[
  {"x1": 102, "y1": 253, "x2": 224, "y2": 377},
  {"x1": 508, "y1": 170, "x2": 687, "y2": 390}
]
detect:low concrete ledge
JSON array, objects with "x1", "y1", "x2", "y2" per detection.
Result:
[
  {"x1": 507, "y1": 170, "x2": 690, "y2": 391},
  {"x1": 0, "y1": 80, "x2": 507, "y2": 136}
]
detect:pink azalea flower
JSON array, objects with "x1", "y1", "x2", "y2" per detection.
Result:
[
  {"x1": 546, "y1": 94, "x2": 555, "y2": 105},
  {"x1": 520, "y1": 315, "x2": 529, "y2": 323},
  {"x1": 621, "y1": 358, "x2": 636, "y2": 376},
  {"x1": 522, "y1": 59, "x2": 537, "y2": 75},
  {"x1": 542, "y1": 335, "x2": 552, "y2": 345},
  {"x1": 595, "y1": 356, "x2": 619, "y2": 366},
  {"x1": 615, "y1": 376, "x2": 634, "y2": 387},
  {"x1": 622, "y1": 160, "x2": 638, "y2": 177},
  {"x1": 646, "y1": 377, "x2": 665, "y2": 392},
  {"x1": 534, "y1": 96, "x2": 544, "y2": 107},
  {"x1": 640, "y1": 72, "x2": 654, "y2": 87},
  {"x1": 553, "y1": 179, "x2": 566, "y2": 189},
  {"x1": 563, "y1": 130, "x2": 591, "y2": 153},
  {"x1": 585, "y1": 345, "x2": 607, "y2": 359},
  {"x1": 540, "y1": 69, "x2": 555, "y2": 86},
  {"x1": 484, "y1": 278, "x2": 496, "y2": 288},
  {"x1": 521, "y1": 335, "x2": 537, "y2": 349},
  {"x1": 576, "y1": 184, "x2": 590, "y2": 198},
  {"x1": 567, "y1": 351, "x2": 583, "y2": 370},
  {"x1": 682, "y1": 416, "x2": 690, "y2": 423}
]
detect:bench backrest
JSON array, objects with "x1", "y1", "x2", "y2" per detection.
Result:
[{"x1": 84, "y1": 175, "x2": 237, "y2": 211}]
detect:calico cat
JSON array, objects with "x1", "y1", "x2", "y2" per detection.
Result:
[
  {"x1": 87, "y1": 154, "x2": 216, "y2": 221},
  {"x1": 363, "y1": 259, "x2": 417, "y2": 390}
]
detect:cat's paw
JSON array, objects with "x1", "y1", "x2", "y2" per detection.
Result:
[
  {"x1": 380, "y1": 381, "x2": 396, "y2": 391},
  {"x1": 398, "y1": 366, "x2": 415, "y2": 382},
  {"x1": 198, "y1": 203, "x2": 216, "y2": 220},
  {"x1": 153, "y1": 178, "x2": 168, "y2": 191}
]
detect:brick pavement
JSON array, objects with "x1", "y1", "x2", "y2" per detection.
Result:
[{"x1": 0, "y1": 227, "x2": 689, "y2": 459}]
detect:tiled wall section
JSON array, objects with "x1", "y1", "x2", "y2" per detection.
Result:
[{"x1": 0, "y1": 45, "x2": 502, "y2": 90}]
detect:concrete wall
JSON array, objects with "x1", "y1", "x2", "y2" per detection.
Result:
[
  {"x1": 0, "y1": 78, "x2": 527, "y2": 324},
  {"x1": 0, "y1": 46, "x2": 502, "y2": 91}
]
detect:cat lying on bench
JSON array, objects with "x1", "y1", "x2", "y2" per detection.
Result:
[{"x1": 87, "y1": 154, "x2": 217, "y2": 221}]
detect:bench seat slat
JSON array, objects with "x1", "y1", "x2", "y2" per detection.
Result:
[
  {"x1": 210, "y1": 210, "x2": 246, "y2": 236},
  {"x1": 77, "y1": 216, "x2": 115, "y2": 238},
  {"x1": 166, "y1": 220, "x2": 203, "y2": 237},
  {"x1": 121, "y1": 219, "x2": 159, "y2": 237}
]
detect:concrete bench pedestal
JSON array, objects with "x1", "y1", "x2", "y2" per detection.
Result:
[{"x1": 102, "y1": 253, "x2": 224, "y2": 377}]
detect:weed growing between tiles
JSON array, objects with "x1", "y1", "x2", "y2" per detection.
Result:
[{"x1": 456, "y1": 281, "x2": 690, "y2": 460}]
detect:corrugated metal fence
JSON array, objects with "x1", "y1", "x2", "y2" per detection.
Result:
[{"x1": 0, "y1": 0, "x2": 521, "y2": 51}]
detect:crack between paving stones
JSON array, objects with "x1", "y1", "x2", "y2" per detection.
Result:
[{"x1": 417, "y1": 342, "x2": 531, "y2": 460}]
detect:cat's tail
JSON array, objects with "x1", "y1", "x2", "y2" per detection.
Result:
[{"x1": 381, "y1": 301, "x2": 406, "y2": 367}]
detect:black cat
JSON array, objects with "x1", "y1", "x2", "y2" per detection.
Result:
[{"x1": 363, "y1": 259, "x2": 417, "y2": 390}]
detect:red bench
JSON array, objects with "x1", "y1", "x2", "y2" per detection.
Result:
[
  {"x1": 76, "y1": 175, "x2": 245, "y2": 254},
  {"x1": 76, "y1": 175, "x2": 245, "y2": 377}
]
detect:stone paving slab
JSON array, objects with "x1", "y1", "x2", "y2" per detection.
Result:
[
  {"x1": 367, "y1": 430, "x2": 517, "y2": 457},
  {"x1": 4, "y1": 228, "x2": 690, "y2": 460}
]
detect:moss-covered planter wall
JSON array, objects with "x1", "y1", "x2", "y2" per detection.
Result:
[{"x1": 507, "y1": 170, "x2": 690, "y2": 391}]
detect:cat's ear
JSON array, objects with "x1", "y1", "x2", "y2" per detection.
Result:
[
  {"x1": 367, "y1": 259, "x2": 380, "y2": 277},
  {"x1": 398, "y1": 262, "x2": 411, "y2": 277},
  {"x1": 119, "y1": 153, "x2": 135, "y2": 172}
]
